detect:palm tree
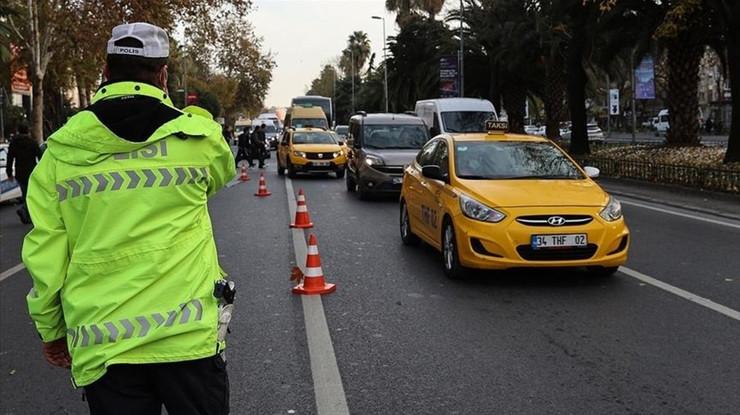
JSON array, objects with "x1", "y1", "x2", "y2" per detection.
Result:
[
  {"x1": 416, "y1": 0, "x2": 446, "y2": 19},
  {"x1": 340, "y1": 31, "x2": 371, "y2": 77}
]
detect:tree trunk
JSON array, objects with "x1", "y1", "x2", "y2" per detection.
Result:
[
  {"x1": 32, "y1": 74, "x2": 44, "y2": 143},
  {"x1": 724, "y1": 15, "x2": 740, "y2": 163},
  {"x1": 567, "y1": 12, "x2": 589, "y2": 155},
  {"x1": 665, "y1": 40, "x2": 702, "y2": 146},
  {"x1": 544, "y1": 58, "x2": 566, "y2": 140},
  {"x1": 502, "y1": 82, "x2": 526, "y2": 134}
]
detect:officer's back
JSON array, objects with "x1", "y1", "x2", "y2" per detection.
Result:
[{"x1": 22, "y1": 22, "x2": 235, "y2": 415}]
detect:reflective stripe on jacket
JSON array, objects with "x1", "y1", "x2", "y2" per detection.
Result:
[{"x1": 22, "y1": 81, "x2": 236, "y2": 386}]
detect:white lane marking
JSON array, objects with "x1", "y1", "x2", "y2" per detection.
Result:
[
  {"x1": 620, "y1": 198, "x2": 740, "y2": 230},
  {"x1": 0, "y1": 263, "x2": 25, "y2": 283},
  {"x1": 285, "y1": 178, "x2": 350, "y2": 415},
  {"x1": 620, "y1": 266, "x2": 740, "y2": 322}
]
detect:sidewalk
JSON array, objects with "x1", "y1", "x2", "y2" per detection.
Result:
[{"x1": 599, "y1": 177, "x2": 740, "y2": 221}]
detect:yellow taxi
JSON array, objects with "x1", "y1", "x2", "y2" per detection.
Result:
[
  {"x1": 277, "y1": 127, "x2": 348, "y2": 178},
  {"x1": 399, "y1": 121, "x2": 629, "y2": 279}
]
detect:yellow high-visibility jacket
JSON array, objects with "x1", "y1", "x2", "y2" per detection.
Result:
[{"x1": 23, "y1": 81, "x2": 235, "y2": 386}]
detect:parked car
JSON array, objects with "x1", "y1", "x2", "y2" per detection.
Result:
[{"x1": 0, "y1": 144, "x2": 22, "y2": 203}]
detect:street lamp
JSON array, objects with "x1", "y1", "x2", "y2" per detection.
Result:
[
  {"x1": 459, "y1": 0, "x2": 464, "y2": 98},
  {"x1": 351, "y1": 47, "x2": 355, "y2": 113},
  {"x1": 372, "y1": 15, "x2": 389, "y2": 113}
]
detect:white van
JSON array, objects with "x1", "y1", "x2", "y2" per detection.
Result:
[
  {"x1": 414, "y1": 98, "x2": 498, "y2": 136},
  {"x1": 655, "y1": 109, "x2": 669, "y2": 136}
]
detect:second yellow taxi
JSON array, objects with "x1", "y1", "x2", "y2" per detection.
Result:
[
  {"x1": 277, "y1": 127, "x2": 348, "y2": 178},
  {"x1": 399, "y1": 121, "x2": 629, "y2": 279}
]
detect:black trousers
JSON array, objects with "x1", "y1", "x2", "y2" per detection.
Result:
[
  {"x1": 84, "y1": 355, "x2": 229, "y2": 415},
  {"x1": 235, "y1": 148, "x2": 250, "y2": 167},
  {"x1": 249, "y1": 148, "x2": 266, "y2": 168}
]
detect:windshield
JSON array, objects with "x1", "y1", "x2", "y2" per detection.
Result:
[
  {"x1": 292, "y1": 118, "x2": 328, "y2": 129},
  {"x1": 455, "y1": 141, "x2": 583, "y2": 180},
  {"x1": 441, "y1": 111, "x2": 496, "y2": 133},
  {"x1": 292, "y1": 132, "x2": 337, "y2": 145},
  {"x1": 363, "y1": 124, "x2": 429, "y2": 150},
  {"x1": 292, "y1": 98, "x2": 332, "y2": 124}
]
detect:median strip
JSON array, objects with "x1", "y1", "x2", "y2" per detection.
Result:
[
  {"x1": 620, "y1": 266, "x2": 740, "y2": 322},
  {"x1": 0, "y1": 263, "x2": 25, "y2": 283},
  {"x1": 285, "y1": 177, "x2": 350, "y2": 415}
]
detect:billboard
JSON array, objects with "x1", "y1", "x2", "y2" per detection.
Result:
[
  {"x1": 439, "y1": 56, "x2": 458, "y2": 98},
  {"x1": 635, "y1": 55, "x2": 656, "y2": 100},
  {"x1": 609, "y1": 89, "x2": 620, "y2": 115}
]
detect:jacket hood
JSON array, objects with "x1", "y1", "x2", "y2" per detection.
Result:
[{"x1": 47, "y1": 82, "x2": 220, "y2": 166}]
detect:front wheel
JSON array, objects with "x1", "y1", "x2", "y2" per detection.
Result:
[
  {"x1": 442, "y1": 220, "x2": 466, "y2": 279},
  {"x1": 400, "y1": 201, "x2": 420, "y2": 246}
]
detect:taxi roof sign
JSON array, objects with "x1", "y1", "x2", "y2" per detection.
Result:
[{"x1": 486, "y1": 120, "x2": 508, "y2": 134}]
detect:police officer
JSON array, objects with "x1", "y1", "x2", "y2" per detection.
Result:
[
  {"x1": 251, "y1": 123, "x2": 267, "y2": 169},
  {"x1": 235, "y1": 125, "x2": 252, "y2": 168},
  {"x1": 5, "y1": 123, "x2": 42, "y2": 224},
  {"x1": 22, "y1": 22, "x2": 235, "y2": 415}
]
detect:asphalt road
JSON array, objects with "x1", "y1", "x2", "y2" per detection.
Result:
[{"x1": 1, "y1": 158, "x2": 739, "y2": 414}]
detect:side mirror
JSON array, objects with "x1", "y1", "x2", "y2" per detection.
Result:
[
  {"x1": 584, "y1": 166, "x2": 600, "y2": 179},
  {"x1": 422, "y1": 165, "x2": 448, "y2": 182}
]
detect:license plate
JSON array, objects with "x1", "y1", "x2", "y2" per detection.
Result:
[
  {"x1": 392, "y1": 177, "x2": 403, "y2": 184},
  {"x1": 313, "y1": 161, "x2": 330, "y2": 166},
  {"x1": 531, "y1": 234, "x2": 587, "y2": 249}
]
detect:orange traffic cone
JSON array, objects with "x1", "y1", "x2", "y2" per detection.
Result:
[
  {"x1": 290, "y1": 188, "x2": 314, "y2": 229},
  {"x1": 239, "y1": 165, "x2": 250, "y2": 182},
  {"x1": 254, "y1": 173, "x2": 272, "y2": 197},
  {"x1": 292, "y1": 234, "x2": 336, "y2": 295}
]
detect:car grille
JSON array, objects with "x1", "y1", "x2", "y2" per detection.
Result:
[
  {"x1": 516, "y1": 244, "x2": 598, "y2": 261},
  {"x1": 306, "y1": 152, "x2": 336, "y2": 160},
  {"x1": 516, "y1": 215, "x2": 593, "y2": 227},
  {"x1": 373, "y1": 166, "x2": 404, "y2": 175}
]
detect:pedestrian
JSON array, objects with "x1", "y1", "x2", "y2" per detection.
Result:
[
  {"x1": 235, "y1": 126, "x2": 252, "y2": 168},
  {"x1": 5, "y1": 123, "x2": 42, "y2": 224},
  {"x1": 249, "y1": 124, "x2": 266, "y2": 169},
  {"x1": 222, "y1": 125, "x2": 234, "y2": 145},
  {"x1": 22, "y1": 22, "x2": 235, "y2": 415}
]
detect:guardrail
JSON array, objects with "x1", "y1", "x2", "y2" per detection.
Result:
[{"x1": 576, "y1": 157, "x2": 740, "y2": 194}]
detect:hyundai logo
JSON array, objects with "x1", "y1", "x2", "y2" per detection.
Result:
[{"x1": 547, "y1": 216, "x2": 566, "y2": 226}]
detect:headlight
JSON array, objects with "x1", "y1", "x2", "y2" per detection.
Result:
[
  {"x1": 599, "y1": 196, "x2": 622, "y2": 221},
  {"x1": 459, "y1": 194, "x2": 506, "y2": 223},
  {"x1": 293, "y1": 151, "x2": 306, "y2": 158},
  {"x1": 365, "y1": 155, "x2": 384, "y2": 166}
]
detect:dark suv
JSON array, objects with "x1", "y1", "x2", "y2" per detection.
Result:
[{"x1": 345, "y1": 113, "x2": 430, "y2": 199}]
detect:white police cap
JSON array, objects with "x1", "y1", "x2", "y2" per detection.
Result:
[{"x1": 106, "y1": 22, "x2": 169, "y2": 58}]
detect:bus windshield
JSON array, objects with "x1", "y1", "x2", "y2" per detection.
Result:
[{"x1": 292, "y1": 97, "x2": 333, "y2": 126}]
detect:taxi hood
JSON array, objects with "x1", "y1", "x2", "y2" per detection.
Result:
[
  {"x1": 457, "y1": 179, "x2": 609, "y2": 208},
  {"x1": 293, "y1": 144, "x2": 341, "y2": 153}
]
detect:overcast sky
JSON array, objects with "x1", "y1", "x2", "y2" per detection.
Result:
[{"x1": 251, "y1": 0, "x2": 399, "y2": 108}]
